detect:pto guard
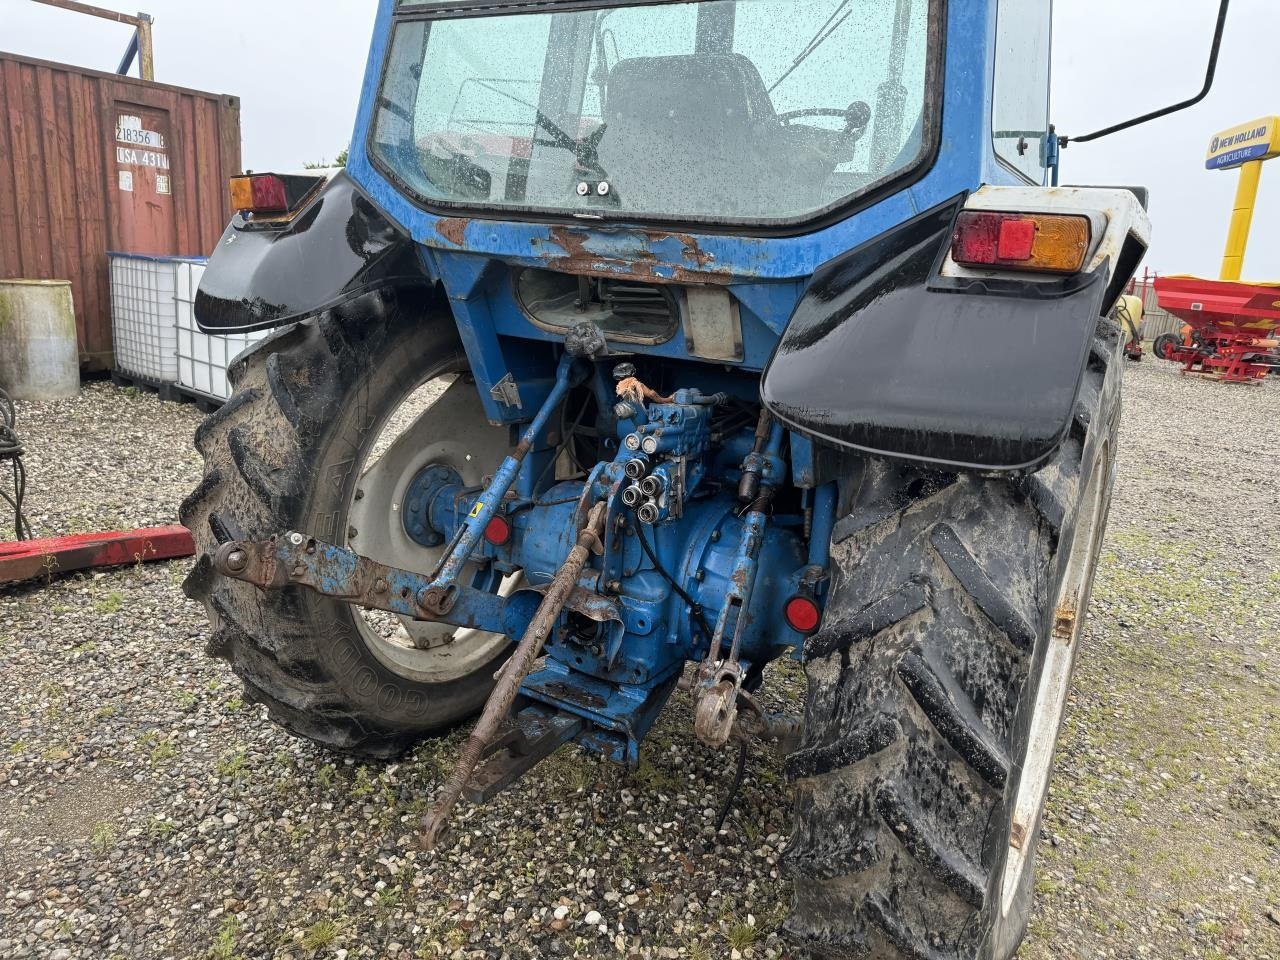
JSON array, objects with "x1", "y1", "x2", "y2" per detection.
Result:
[
  {"x1": 193, "y1": 171, "x2": 430, "y2": 334},
  {"x1": 762, "y1": 187, "x2": 1151, "y2": 473}
]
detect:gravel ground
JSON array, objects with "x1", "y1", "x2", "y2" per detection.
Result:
[{"x1": 1, "y1": 362, "x2": 1277, "y2": 960}]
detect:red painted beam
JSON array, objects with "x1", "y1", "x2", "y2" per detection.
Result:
[{"x1": 0, "y1": 525, "x2": 195, "y2": 585}]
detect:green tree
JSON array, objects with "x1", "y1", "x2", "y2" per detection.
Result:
[{"x1": 304, "y1": 146, "x2": 348, "y2": 169}]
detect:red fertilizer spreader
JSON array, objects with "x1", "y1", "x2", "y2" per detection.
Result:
[{"x1": 1152, "y1": 276, "x2": 1280, "y2": 383}]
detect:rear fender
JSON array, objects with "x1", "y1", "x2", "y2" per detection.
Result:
[
  {"x1": 194, "y1": 171, "x2": 432, "y2": 334},
  {"x1": 761, "y1": 187, "x2": 1151, "y2": 473}
]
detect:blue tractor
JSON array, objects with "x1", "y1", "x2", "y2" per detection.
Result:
[{"x1": 182, "y1": 0, "x2": 1229, "y2": 955}]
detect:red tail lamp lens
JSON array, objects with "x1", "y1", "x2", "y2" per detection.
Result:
[
  {"x1": 484, "y1": 515, "x2": 512, "y2": 546},
  {"x1": 997, "y1": 217, "x2": 1037, "y2": 260},
  {"x1": 229, "y1": 174, "x2": 288, "y2": 214},
  {"x1": 951, "y1": 210, "x2": 1091, "y2": 273},
  {"x1": 784, "y1": 595, "x2": 822, "y2": 635}
]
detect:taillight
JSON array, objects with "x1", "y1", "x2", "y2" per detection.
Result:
[
  {"x1": 784, "y1": 595, "x2": 822, "y2": 635},
  {"x1": 229, "y1": 174, "x2": 289, "y2": 214},
  {"x1": 952, "y1": 211, "x2": 1091, "y2": 273}
]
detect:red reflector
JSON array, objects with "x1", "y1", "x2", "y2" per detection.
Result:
[
  {"x1": 483, "y1": 516, "x2": 512, "y2": 546},
  {"x1": 997, "y1": 218, "x2": 1037, "y2": 260},
  {"x1": 784, "y1": 595, "x2": 822, "y2": 635}
]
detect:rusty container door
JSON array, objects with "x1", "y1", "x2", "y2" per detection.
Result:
[
  {"x1": 0, "y1": 52, "x2": 241, "y2": 370},
  {"x1": 111, "y1": 104, "x2": 178, "y2": 255}
]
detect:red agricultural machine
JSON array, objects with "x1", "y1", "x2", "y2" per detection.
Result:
[{"x1": 1152, "y1": 276, "x2": 1280, "y2": 382}]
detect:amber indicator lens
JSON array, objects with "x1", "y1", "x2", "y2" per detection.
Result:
[{"x1": 952, "y1": 211, "x2": 1091, "y2": 273}]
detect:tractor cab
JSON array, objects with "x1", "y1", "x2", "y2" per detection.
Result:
[{"x1": 355, "y1": 0, "x2": 1051, "y2": 285}]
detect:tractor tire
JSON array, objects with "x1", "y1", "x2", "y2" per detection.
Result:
[
  {"x1": 181, "y1": 288, "x2": 513, "y2": 758},
  {"x1": 783, "y1": 317, "x2": 1123, "y2": 959},
  {"x1": 1152, "y1": 333, "x2": 1179, "y2": 361}
]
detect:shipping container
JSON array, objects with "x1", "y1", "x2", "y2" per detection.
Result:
[{"x1": 0, "y1": 51, "x2": 240, "y2": 370}]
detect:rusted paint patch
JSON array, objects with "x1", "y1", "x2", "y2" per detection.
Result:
[
  {"x1": 542, "y1": 680, "x2": 608, "y2": 710},
  {"x1": 541, "y1": 226, "x2": 732, "y2": 285},
  {"x1": 666, "y1": 232, "x2": 716, "y2": 269},
  {"x1": 436, "y1": 217, "x2": 470, "y2": 246}
]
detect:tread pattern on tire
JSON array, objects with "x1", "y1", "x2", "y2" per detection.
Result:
[
  {"x1": 784, "y1": 318, "x2": 1122, "y2": 959},
  {"x1": 181, "y1": 292, "x2": 480, "y2": 759}
]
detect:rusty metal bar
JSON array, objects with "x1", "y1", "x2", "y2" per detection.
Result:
[{"x1": 420, "y1": 500, "x2": 607, "y2": 849}]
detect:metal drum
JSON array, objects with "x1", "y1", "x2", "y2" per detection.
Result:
[{"x1": 0, "y1": 279, "x2": 79, "y2": 400}]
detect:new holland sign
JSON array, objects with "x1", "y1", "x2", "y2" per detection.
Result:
[{"x1": 1206, "y1": 117, "x2": 1280, "y2": 171}]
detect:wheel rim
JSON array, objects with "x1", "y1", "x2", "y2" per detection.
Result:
[
  {"x1": 999, "y1": 441, "x2": 1111, "y2": 915},
  {"x1": 346, "y1": 373, "x2": 516, "y2": 684}
]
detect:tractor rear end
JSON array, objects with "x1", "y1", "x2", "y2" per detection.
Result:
[{"x1": 177, "y1": 1, "x2": 1169, "y2": 957}]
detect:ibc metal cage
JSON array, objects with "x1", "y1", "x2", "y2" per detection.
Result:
[
  {"x1": 109, "y1": 253, "x2": 187, "y2": 383},
  {"x1": 109, "y1": 253, "x2": 266, "y2": 402},
  {"x1": 175, "y1": 261, "x2": 267, "y2": 401}
]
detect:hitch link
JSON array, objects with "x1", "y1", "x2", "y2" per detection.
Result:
[
  {"x1": 420, "y1": 500, "x2": 608, "y2": 850},
  {"x1": 693, "y1": 416, "x2": 786, "y2": 749}
]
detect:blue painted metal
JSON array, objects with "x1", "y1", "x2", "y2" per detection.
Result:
[
  {"x1": 402, "y1": 464, "x2": 461, "y2": 547},
  {"x1": 1045, "y1": 129, "x2": 1062, "y2": 187},
  {"x1": 521, "y1": 660, "x2": 679, "y2": 767},
  {"x1": 424, "y1": 475, "x2": 810, "y2": 674},
  {"x1": 246, "y1": 532, "x2": 513, "y2": 635},
  {"x1": 807, "y1": 483, "x2": 838, "y2": 570},
  {"x1": 428, "y1": 352, "x2": 577, "y2": 587}
]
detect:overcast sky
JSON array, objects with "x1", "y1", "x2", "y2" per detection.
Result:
[{"x1": 4, "y1": 0, "x2": 1277, "y2": 277}]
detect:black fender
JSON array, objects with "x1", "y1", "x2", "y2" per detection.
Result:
[
  {"x1": 761, "y1": 196, "x2": 1116, "y2": 473},
  {"x1": 194, "y1": 171, "x2": 431, "y2": 334}
]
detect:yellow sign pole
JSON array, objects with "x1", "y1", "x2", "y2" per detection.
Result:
[{"x1": 1220, "y1": 159, "x2": 1263, "y2": 282}]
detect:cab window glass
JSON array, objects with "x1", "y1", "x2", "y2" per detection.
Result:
[
  {"x1": 372, "y1": 0, "x2": 939, "y2": 224},
  {"x1": 993, "y1": 0, "x2": 1051, "y2": 182}
]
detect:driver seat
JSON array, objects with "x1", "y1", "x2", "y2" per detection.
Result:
[{"x1": 596, "y1": 53, "x2": 780, "y2": 216}]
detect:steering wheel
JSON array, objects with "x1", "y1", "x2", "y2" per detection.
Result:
[{"x1": 777, "y1": 101, "x2": 872, "y2": 133}]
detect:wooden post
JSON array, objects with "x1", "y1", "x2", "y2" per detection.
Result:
[{"x1": 136, "y1": 13, "x2": 154, "y2": 81}]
